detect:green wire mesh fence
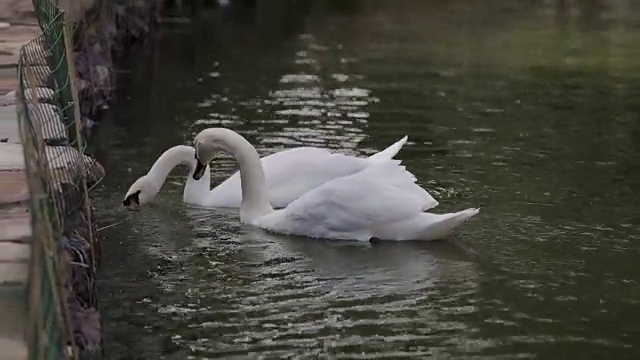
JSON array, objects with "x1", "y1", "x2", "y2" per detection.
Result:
[
  {"x1": 15, "y1": 1, "x2": 160, "y2": 358},
  {"x1": 30, "y1": 0, "x2": 162, "y2": 126},
  {"x1": 17, "y1": 9, "x2": 105, "y2": 359}
]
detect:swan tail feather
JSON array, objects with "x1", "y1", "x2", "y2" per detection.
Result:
[
  {"x1": 419, "y1": 208, "x2": 479, "y2": 240},
  {"x1": 372, "y1": 208, "x2": 479, "y2": 241},
  {"x1": 368, "y1": 135, "x2": 408, "y2": 161}
]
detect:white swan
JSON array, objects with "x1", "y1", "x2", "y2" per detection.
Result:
[
  {"x1": 123, "y1": 145, "x2": 212, "y2": 207},
  {"x1": 123, "y1": 135, "x2": 410, "y2": 208},
  {"x1": 192, "y1": 128, "x2": 479, "y2": 241}
]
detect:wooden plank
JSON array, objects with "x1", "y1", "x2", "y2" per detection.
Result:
[
  {"x1": 0, "y1": 110, "x2": 30, "y2": 351},
  {"x1": 0, "y1": 243, "x2": 30, "y2": 262},
  {"x1": 0, "y1": 336, "x2": 28, "y2": 360},
  {"x1": 0, "y1": 105, "x2": 20, "y2": 144},
  {"x1": 0, "y1": 286, "x2": 28, "y2": 360},
  {"x1": 0, "y1": 263, "x2": 28, "y2": 283},
  {"x1": 0, "y1": 144, "x2": 25, "y2": 171},
  {"x1": 0, "y1": 170, "x2": 29, "y2": 205},
  {"x1": 0, "y1": 208, "x2": 31, "y2": 243}
]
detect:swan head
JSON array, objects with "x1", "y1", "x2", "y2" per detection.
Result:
[
  {"x1": 192, "y1": 128, "x2": 236, "y2": 180},
  {"x1": 192, "y1": 154, "x2": 208, "y2": 181},
  {"x1": 123, "y1": 175, "x2": 161, "y2": 208}
]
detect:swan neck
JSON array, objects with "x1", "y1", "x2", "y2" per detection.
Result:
[
  {"x1": 220, "y1": 133, "x2": 273, "y2": 220},
  {"x1": 147, "y1": 145, "x2": 194, "y2": 186}
]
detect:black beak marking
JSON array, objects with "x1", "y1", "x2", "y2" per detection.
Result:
[
  {"x1": 123, "y1": 190, "x2": 141, "y2": 207},
  {"x1": 193, "y1": 158, "x2": 206, "y2": 180}
]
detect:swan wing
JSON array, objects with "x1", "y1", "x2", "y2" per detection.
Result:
[
  {"x1": 263, "y1": 148, "x2": 373, "y2": 206},
  {"x1": 205, "y1": 137, "x2": 420, "y2": 209},
  {"x1": 209, "y1": 147, "x2": 371, "y2": 208},
  {"x1": 284, "y1": 160, "x2": 432, "y2": 234}
]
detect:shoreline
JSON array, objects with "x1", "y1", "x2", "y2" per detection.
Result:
[{"x1": 0, "y1": 0, "x2": 162, "y2": 356}]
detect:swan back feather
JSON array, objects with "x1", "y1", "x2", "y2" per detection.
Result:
[{"x1": 271, "y1": 160, "x2": 437, "y2": 238}]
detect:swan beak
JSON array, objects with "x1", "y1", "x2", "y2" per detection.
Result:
[
  {"x1": 193, "y1": 158, "x2": 206, "y2": 180},
  {"x1": 123, "y1": 190, "x2": 141, "y2": 208}
]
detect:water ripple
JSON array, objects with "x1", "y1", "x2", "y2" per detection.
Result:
[{"x1": 100, "y1": 1, "x2": 640, "y2": 358}]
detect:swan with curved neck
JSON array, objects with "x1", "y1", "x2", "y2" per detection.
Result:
[
  {"x1": 123, "y1": 145, "x2": 210, "y2": 207},
  {"x1": 193, "y1": 128, "x2": 273, "y2": 221},
  {"x1": 123, "y1": 134, "x2": 411, "y2": 208},
  {"x1": 192, "y1": 128, "x2": 479, "y2": 241}
]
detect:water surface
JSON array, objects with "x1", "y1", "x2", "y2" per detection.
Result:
[{"x1": 95, "y1": 1, "x2": 640, "y2": 358}]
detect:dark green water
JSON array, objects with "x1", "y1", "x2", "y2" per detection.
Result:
[{"x1": 94, "y1": 1, "x2": 640, "y2": 358}]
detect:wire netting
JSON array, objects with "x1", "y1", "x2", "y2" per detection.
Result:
[
  {"x1": 14, "y1": 1, "x2": 160, "y2": 358},
  {"x1": 17, "y1": 8, "x2": 105, "y2": 360},
  {"x1": 30, "y1": 0, "x2": 162, "y2": 125},
  {"x1": 32, "y1": 0, "x2": 118, "y2": 127}
]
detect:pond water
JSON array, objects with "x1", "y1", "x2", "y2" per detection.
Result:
[{"x1": 94, "y1": 1, "x2": 640, "y2": 358}]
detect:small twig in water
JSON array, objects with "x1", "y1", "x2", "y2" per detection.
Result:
[{"x1": 97, "y1": 221, "x2": 122, "y2": 232}]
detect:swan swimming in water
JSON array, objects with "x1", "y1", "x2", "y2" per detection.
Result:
[
  {"x1": 191, "y1": 127, "x2": 479, "y2": 241},
  {"x1": 123, "y1": 145, "x2": 211, "y2": 207},
  {"x1": 123, "y1": 135, "x2": 413, "y2": 208}
]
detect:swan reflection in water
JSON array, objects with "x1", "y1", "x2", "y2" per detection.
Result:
[
  {"x1": 182, "y1": 205, "x2": 479, "y2": 294},
  {"x1": 118, "y1": 199, "x2": 480, "y2": 356}
]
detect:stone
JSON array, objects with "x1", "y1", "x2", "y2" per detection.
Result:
[
  {"x1": 45, "y1": 145, "x2": 106, "y2": 188},
  {"x1": 25, "y1": 103, "x2": 67, "y2": 140},
  {"x1": 20, "y1": 39, "x2": 50, "y2": 66},
  {"x1": 23, "y1": 87, "x2": 55, "y2": 102},
  {"x1": 21, "y1": 65, "x2": 55, "y2": 88}
]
